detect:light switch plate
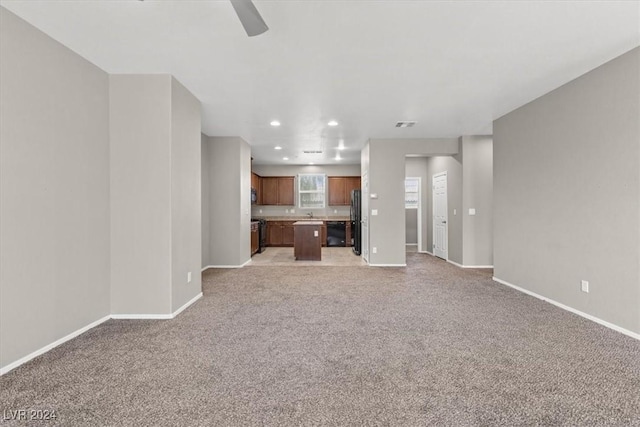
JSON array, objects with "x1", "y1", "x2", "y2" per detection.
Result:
[
  {"x1": 469, "y1": 208, "x2": 476, "y2": 216},
  {"x1": 581, "y1": 280, "x2": 589, "y2": 293},
  {"x1": 314, "y1": 230, "x2": 318, "y2": 237},
  {"x1": 370, "y1": 193, "x2": 378, "y2": 199},
  {"x1": 454, "y1": 209, "x2": 457, "y2": 215},
  {"x1": 187, "y1": 272, "x2": 192, "y2": 283},
  {"x1": 372, "y1": 209, "x2": 378, "y2": 216}
]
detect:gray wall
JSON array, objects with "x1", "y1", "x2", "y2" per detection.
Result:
[
  {"x1": 170, "y1": 78, "x2": 202, "y2": 312},
  {"x1": 251, "y1": 164, "x2": 359, "y2": 218},
  {"x1": 494, "y1": 47, "x2": 639, "y2": 334},
  {"x1": 367, "y1": 139, "x2": 459, "y2": 265},
  {"x1": 461, "y1": 136, "x2": 493, "y2": 266},
  {"x1": 0, "y1": 8, "x2": 110, "y2": 368},
  {"x1": 202, "y1": 136, "x2": 252, "y2": 268},
  {"x1": 110, "y1": 75, "x2": 172, "y2": 315}
]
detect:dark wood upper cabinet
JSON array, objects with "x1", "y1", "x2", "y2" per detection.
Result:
[
  {"x1": 328, "y1": 176, "x2": 361, "y2": 205},
  {"x1": 277, "y1": 177, "x2": 295, "y2": 206},
  {"x1": 260, "y1": 176, "x2": 294, "y2": 206},
  {"x1": 261, "y1": 177, "x2": 278, "y2": 205},
  {"x1": 251, "y1": 172, "x2": 262, "y2": 205}
]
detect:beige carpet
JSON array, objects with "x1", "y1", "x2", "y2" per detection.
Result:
[{"x1": 1, "y1": 253, "x2": 639, "y2": 426}]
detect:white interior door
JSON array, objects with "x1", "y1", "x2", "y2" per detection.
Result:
[{"x1": 433, "y1": 172, "x2": 448, "y2": 260}]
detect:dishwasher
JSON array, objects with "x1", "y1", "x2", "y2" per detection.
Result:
[{"x1": 326, "y1": 221, "x2": 346, "y2": 247}]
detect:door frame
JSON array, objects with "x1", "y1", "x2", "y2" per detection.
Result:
[
  {"x1": 432, "y1": 172, "x2": 448, "y2": 260},
  {"x1": 405, "y1": 176, "x2": 422, "y2": 253}
]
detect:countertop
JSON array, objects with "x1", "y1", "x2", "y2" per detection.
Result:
[{"x1": 293, "y1": 221, "x2": 324, "y2": 226}]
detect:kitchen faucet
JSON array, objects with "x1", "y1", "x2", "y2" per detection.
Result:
[{"x1": 306, "y1": 212, "x2": 314, "y2": 218}]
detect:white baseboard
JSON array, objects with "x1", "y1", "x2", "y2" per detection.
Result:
[
  {"x1": 201, "y1": 265, "x2": 213, "y2": 272},
  {"x1": 1, "y1": 293, "x2": 205, "y2": 376},
  {"x1": 419, "y1": 250, "x2": 433, "y2": 255},
  {"x1": 204, "y1": 259, "x2": 251, "y2": 269},
  {"x1": 369, "y1": 264, "x2": 407, "y2": 267},
  {"x1": 111, "y1": 292, "x2": 203, "y2": 320},
  {"x1": 447, "y1": 259, "x2": 493, "y2": 269},
  {"x1": 0, "y1": 315, "x2": 111, "y2": 376},
  {"x1": 493, "y1": 277, "x2": 640, "y2": 341},
  {"x1": 110, "y1": 313, "x2": 173, "y2": 320},
  {"x1": 405, "y1": 244, "x2": 418, "y2": 247},
  {"x1": 172, "y1": 292, "x2": 203, "y2": 318}
]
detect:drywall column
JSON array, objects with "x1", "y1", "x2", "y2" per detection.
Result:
[
  {"x1": 0, "y1": 8, "x2": 111, "y2": 371},
  {"x1": 170, "y1": 78, "x2": 202, "y2": 313},
  {"x1": 494, "y1": 47, "x2": 639, "y2": 335},
  {"x1": 201, "y1": 136, "x2": 211, "y2": 269},
  {"x1": 110, "y1": 75, "x2": 202, "y2": 316},
  {"x1": 202, "y1": 136, "x2": 252, "y2": 268},
  {"x1": 367, "y1": 139, "x2": 459, "y2": 266},
  {"x1": 461, "y1": 135, "x2": 493, "y2": 267},
  {"x1": 110, "y1": 75, "x2": 172, "y2": 315}
]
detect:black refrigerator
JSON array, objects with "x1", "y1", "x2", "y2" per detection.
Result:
[{"x1": 350, "y1": 189, "x2": 362, "y2": 255}]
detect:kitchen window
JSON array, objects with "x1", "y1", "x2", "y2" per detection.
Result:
[{"x1": 298, "y1": 174, "x2": 326, "y2": 209}]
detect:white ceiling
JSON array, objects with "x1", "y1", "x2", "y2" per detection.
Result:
[{"x1": 2, "y1": 1, "x2": 639, "y2": 165}]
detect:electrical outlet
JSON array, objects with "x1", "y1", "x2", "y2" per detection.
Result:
[
  {"x1": 285, "y1": 209, "x2": 289, "y2": 213},
  {"x1": 187, "y1": 272, "x2": 192, "y2": 283},
  {"x1": 454, "y1": 209, "x2": 457, "y2": 215},
  {"x1": 334, "y1": 209, "x2": 337, "y2": 214},
  {"x1": 372, "y1": 209, "x2": 378, "y2": 216},
  {"x1": 581, "y1": 280, "x2": 589, "y2": 293},
  {"x1": 372, "y1": 247, "x2": 377, "y2": 254},
  {"x1": 259, "y1": 209, "x2": 262, "y2": 213},
  {"x1": 290, "y1": 209, "x2": 295, "y2": 213},
  {"x1": 314, "y1": 230, "x2": 318, "y2": 237},
  {"x1": 469, "y1": 208, "x2": 476, "y2": 216}
]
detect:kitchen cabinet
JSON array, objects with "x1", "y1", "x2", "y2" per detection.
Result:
[
  {"x1": 293, "y1": 221, "x2": 322, "y2": 261},
  {"x1": 251, "y1": 222, "x2": 259, "y2": 255},
  {"x1": 251, "y1": 172, "x2": 262, "y2": 205},
  {"x1": 261, "y1": 177, "x2": 295, "y2": 206},
  {"x1": 266, "y1": 221, "x2": 296, "y2": 246},
  {"x1": 321, "y1": 223, "x2": 327, "y2": 247},
  {"x1": 328, "y1": 176, "x2": 361, "y2": 205},
  {"x1": 282, "y1": 222, "x2": 295, "y2": 246}
]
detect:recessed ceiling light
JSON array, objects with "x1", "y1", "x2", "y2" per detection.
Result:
[
  {"x1": 308, "y1": 162, "x2": 314, "y2": 165},
  {"x1": 335, "y1": 155, "x2": 342, "y2": 161},
  {"x1": 283, "y1": 157, "x2": 289, "y2": 160},
  {"x1": 328, "y1": 120, "x2": 338, "y2": 127},
  {"x1": 274, "y1": 146, "x2": 282, "y2": 150},
  {"x1": 270, "y1": 120, "x2": 281, "y2": 127}
]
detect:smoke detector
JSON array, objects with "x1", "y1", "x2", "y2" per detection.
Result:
[
  {"x1": 395, "y1": 121, "x2": 417, "y2": 128},
  {"x1": 302, "y1": 150, "x2": 323, "y2": 154}
]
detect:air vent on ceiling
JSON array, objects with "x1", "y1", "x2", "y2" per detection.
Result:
[
  {"x1": 303, "y1": 150, "x2": 323, "y2": 154},
  {"x1": 395, "y1": 121, "x2": 417, "y2": 128}
]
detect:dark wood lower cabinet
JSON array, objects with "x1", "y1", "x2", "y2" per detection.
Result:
[
  {"x1": 266, "y1": 221, "x2": 295, "y2": 246},
  {"x1": 251, "y1": 222, "x2": 259, "y2": 255},
  {"x1": 266, "y1": 220, "x2": 347, "y2": 247}
]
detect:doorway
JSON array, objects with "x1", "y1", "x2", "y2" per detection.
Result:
[
  {"x1": 405, "y1": 177, "x2": 421, "y2": 253},
  {"x1": 433, "y1": 172, "x2": 448, "y2": 260}
]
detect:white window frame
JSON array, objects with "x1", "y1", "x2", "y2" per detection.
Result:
[
  {"x1": 298, "y1": 173, "x2": 326, "y2": 209},
  {"x1": 405, "y1": 177, "x2": 420, "y2": 209}
]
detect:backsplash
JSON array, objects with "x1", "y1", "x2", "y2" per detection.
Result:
[{"x1": 251, "y1": 205, "x2": 350, "y2": 218}]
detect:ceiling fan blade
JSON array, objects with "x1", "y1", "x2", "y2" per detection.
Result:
[{"x1": 230, "y1": 0, "x2": 269, "y2": 37}]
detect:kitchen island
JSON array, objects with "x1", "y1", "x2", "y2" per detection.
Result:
[{"x1": 293, "y1": 221, "x2": 323, "y2": 261}]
